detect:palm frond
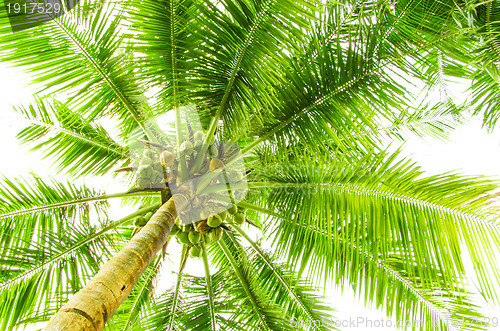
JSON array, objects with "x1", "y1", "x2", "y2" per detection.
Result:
[
  {"x1": 166, "y1": 244, "x2": 190, "y2": 331},
  {"x1": 240, "y1": 1, "x2": 474, "y2": 155},
  {"x1": 230, "y1": 227, "x2": 335, "y2": 331},
  {"x1": 274, "y1": 216, "x2": 487, "y2": 331},
  {"x1": 200, "y1": 241, "x2": 216, "y2": 331},
  {"x1": 192, "y1": 0, "x2": 316, "y2": 136},
  {"x1": 0, "y1": 0, "x2": 153, "y2": 139},
  {"x1": 0, "y1": 222, "x2": 111, "y2": 330},
  {"x1": 247, "y1": 148, "x2": 500, "y2": 305},
  {"x1": 16, "y1": 99, "x2": 129, "y2": 177},
  {"x1": 217, "y1": 237, "x2": 293, "y2": 330},
  {"x1": 0, "y1": 174, "x2": 108, "y2": 253}
]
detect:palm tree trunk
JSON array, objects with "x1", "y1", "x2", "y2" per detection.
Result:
[{"x1": 44, "y1": 192, "x2": 190, "y2": 331}]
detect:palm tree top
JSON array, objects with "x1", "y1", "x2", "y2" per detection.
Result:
[{"x1": 1, "y1": 0, "x2": 500, "y2": 330}]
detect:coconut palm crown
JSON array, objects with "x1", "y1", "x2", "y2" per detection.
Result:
[{"x1": 1, "y1": 0, "x2": 500, "y2": 330}]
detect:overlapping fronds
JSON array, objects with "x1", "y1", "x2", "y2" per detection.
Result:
[
  {"x1": 239, "y1": 0, "x2": 474, "y2": 155},
  {"x1": 246, "y1": 147, "x2": 500, "y2": 330},
  {"x1": 191, "y1": 233, "x2": 336, "y2": 331},
  {"x1": 16, "y1": 99, "x2": 129, "y2": 177},
  {"x1": 1, "y1": 0, "x2": 500, "y2": 330},
  {"x1": 0, "y1": 0, "x2": 153, "y2": 138},
  {"x1": 0, "y1": 175, "x2": 114, "y2": 329}
]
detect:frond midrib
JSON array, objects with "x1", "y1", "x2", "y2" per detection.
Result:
[
  {"x1": 23, "y1": 118, "x2": 128, "y2": 158},
  {"x1": 218, "y1": 239, "x2": 271, "y2": 331},
  {"x1": 0, "y1": 203, "x2": 160, "y2": 292},
  {"x1": 49, "y1": 15, "x2": 154, "y2": 139},
  {"x1": 241, "y1": 29, "x2": 468, "y2": 154},
  {"x1": 0, "y1": 192, "x2": 149, "y2": 221},
  {"x1": 201, "y1": 241, "x2": 217, "y2": 331},
  {"x1": 286, "y1": 218, "x2": 459, "y2": 330},
  {"x1": 166, "y1": 244, "x2": 190, "y2": 331},
  {"x1": 248, "y1": 181, "x2": 499, "y2": 230},
  {"x1": 233, "y1": 224, "x2": 321, "y2": 330},
  {"x1": 216, "y1": 0, "x2": 276, "y2": 119}
]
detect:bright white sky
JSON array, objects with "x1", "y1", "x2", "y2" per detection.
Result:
[{"x1": 1, "y1": 59, "x2": 500, "y2": 330}]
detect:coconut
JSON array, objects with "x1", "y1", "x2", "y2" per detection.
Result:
[
  {"x1": 233, "y1": 212, "x2": 245, "y2": 225},
  {"x1": 143, "y1": 149, "x2": 156, "y2": 159},
  {"x1": 177, "y1": 232, "x2": 190, "y2": 244},
  {"x1": 144, "y1": 212, "x2": 153, "y2": 221},
  {"x1": 153, "y1": 170, "x2": 164, "y2": 183},
  {"x1": 218, "y1": 210, "x2": 227, "y2": 220},
  {"x1": 140, "y1": 157, "x2": 153, "y2": 166},
  {"x1": 194, "y1": 130, "x2": 204, "y2": 144},
  {"x1": 180, "y1": 141, "x2": 194, "y2": 154},
  {"x1": 209, "y1": 227, "x2": 223, "y2": 241},
  {"x1": 189, "y1": 231, "x2": 201, "y2": 244},
  {"x1": 207, "y1": 214, "x2": 222, "y2": 228},
  {"x1": 170, "y1": 224, "x2": 180, "y2": 236},
  {"x1": 153, "y1": 161, "x2": 163, "y2": 172},
  {"x1": 160, "y1": 150, "x2": 175, "y2": 167},
  {"x1": 197, "y1": 220, "x2": 211, "y2": 234},
  {"x1": 133, "y1": 216, "x2": 147, "y2": 227},
  {"x1": 190, "y1": 245, "x2": 201, "y2": 258},
  {"x1": 227, "y1": 204, "x2": 238, "y2": 215},
  {"x1": 137, "y1": 177, "x2": 150, "y2": 188},
  {"x1": 138, "y1": 165, "x2": 153, "y2": 178}
]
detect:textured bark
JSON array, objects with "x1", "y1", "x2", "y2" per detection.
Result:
[{"x1": 44, "y1": 192, "x2": 190, "y2": 331}]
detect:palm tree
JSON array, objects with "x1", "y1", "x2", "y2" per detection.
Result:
[{"x1": 1, "y1": 0, "x2": 500, "y2": 330}]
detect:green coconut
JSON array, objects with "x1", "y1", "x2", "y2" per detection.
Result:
[
  {"x1": 137, "y1": 177, "x2": 150, "y2": 188},
  {"x1": 143, "y1": 149, "x2": 156, "y2": 159},
  {"x1": 189, "y1": 231, "x2": 201, "y2": 244},
  {"x1": 133, "y1": 216, "x2": 147, "y2": 227},
  {"x1": 170, "y1": 224, "x2": 180, "y2": 236},
  {"x1": 194, "y1": 130, "x2": 204, "y2": 143},
  {"x1": 180, "y1": 141, "x2": 194, "y2": 154},
  {"x1": 207, "y1": 214, "x2": 222, "y2": 228},
  {"x1": 218, "y1": 210, "x2": 227, "y2": 220},
  {"x1": 209, "y1": 227, "x2": 223, "y2": 242},
  {"x1": 177, "y1": 232, "x2": 190, "y2": 245},
  {"x1": 227, "y1": 204, "x2": 238, "y2": 215},
  {"x1": 190, "y1": 245, "x2": 201, "y2": 258},
  {"x1": 139, "y1": 157, "x2": 153, "y2": 166},
  {"x1": 153, "y1": 161, "x2": 163, "y2": 172},
  {"x1": 138, "y1": 165, "x2": 153, "y2": 178},
  {"x1": 233, "y1": 212, "x2": 245, "y2": 225},
  {"x1": 153, "y1": 170, "x2": 164, "y2": 183}
]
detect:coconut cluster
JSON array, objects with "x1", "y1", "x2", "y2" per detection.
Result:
[
  {"x1": 171, "y1": 204, "x2": 247, "y2": 258},
  {"x1": 130, "y1": 206, "x2": 157, "y2": 238},
  {"x1": 135, "y1": 149, "x2": 167, "y2": 188},
  {"x1": 131, "y1": 130, "x2": 248, "y2": 255},
  {"x1": 130, "y1": 202, "x2": 247, "y2": 257}
]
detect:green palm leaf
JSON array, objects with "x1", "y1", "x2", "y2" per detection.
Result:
[
  {"x1": 16, "y1": 99, "x2": 129, "y2": 177},
  {"x1": 0, "y1": 1, "x2": 154, "y2": 139},
  {"x1": 246, "y1": 148, "x2": 500, "y2": 327},
  {"x1": 1, "y1": 0, "x2": 500, "y2": 330}
]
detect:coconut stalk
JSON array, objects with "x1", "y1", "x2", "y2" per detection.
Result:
[{"x1": 44, "y1": 191, "x2": 190, "y2": 331}]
